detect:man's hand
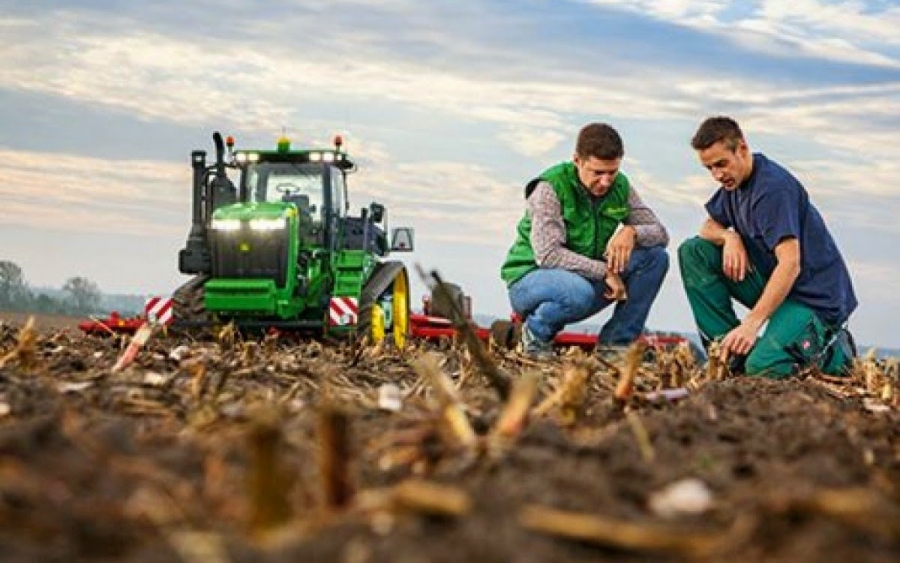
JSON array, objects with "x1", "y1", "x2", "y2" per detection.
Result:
[
  {"x1": 604, "y1": 271, "x2": 627, "y2": 301},
  {"x1": 722, "y1": 231, "x2": 749, "y2": 282},
  {"x1": 605, "y1": 225, "x2": 636, "y2": 274},
  {"x1": 718, "y1": 318, "x2": 763, "y2": 360}
]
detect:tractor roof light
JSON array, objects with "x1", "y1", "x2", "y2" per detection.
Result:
[
  {"x1": 309, "y1": 152, "x2": 322, "y2": 162},
  {"x1": 248, "y1": 152, "x2": 260, "y2": 162},
  {"x1": 334, "y1": 134, "x2": 343, "y2": 150},
  {"x1": 225, "y1": 136, "x2": 235, "y2": 149},
  {"x1": 235, "y1": 152, "x2": 248, "y2": 164},
  {"x1": 277, "y1": 136, "x2": 291, "y2": 153},
  {"x1": 322, "y1": 152, "x2": 335, "y2": 162}
]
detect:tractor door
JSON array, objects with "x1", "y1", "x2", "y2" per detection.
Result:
[{"x1": 324, "y1": 165, "x2": 347, "y2": 252}]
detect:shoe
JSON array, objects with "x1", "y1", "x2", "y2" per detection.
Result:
[
  {"x1": 595, "y1": 344, "x2": 630, "y2": 364},
  {"x1": 521, "y1": 324, "x2": 554, "y2": 359}
]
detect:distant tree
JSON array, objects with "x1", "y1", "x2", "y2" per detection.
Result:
[
  {"x1": 0, "y1": 260, "x2": 33, "y2": 310},
  {"x1": 62, "y1": 276, "x2": 102, "y2": 315},
  {"x1": 31, "y1": 293, "x2": 63, "y2": 313}
]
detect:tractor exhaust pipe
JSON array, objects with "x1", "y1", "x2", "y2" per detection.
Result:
[
  {"x1": 190, "y1": 150, "x2": 207, "y2": 228},
  {"x1": 213, "y1": 131, "x2": 226, "y2": 179},
  {"x1": 209, "y1": 131, "x2": 237, "y2": 211}
]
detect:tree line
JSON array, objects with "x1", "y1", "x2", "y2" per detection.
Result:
[{"x1": 0, "y1": 260, "x2": 103, "y2": 316}]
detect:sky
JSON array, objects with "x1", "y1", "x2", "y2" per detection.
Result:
[{"x1": 1, "y1": 0, "x2": 899, "y2": 348}]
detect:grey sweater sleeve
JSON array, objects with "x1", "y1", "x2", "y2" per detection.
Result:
[{"x1": 625, "y1": 185, "x2": 669, "y2": 248}]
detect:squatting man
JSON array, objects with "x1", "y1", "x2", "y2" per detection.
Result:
[{"x1": 500, "y1": 123, "x2": 669, "y2": 360}]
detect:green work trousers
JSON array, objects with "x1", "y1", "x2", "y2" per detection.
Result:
[{"x1": 678, "y1": 237, "x2": 850, "y2": 379}]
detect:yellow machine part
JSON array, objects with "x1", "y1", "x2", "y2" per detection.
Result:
[{"x1": 367, "y1": 269, "x2": 409, "y2": 349}]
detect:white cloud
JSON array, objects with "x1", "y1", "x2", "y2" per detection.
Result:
[
  {"x1": 0, "y1": 150, "x2": 187, "y2": 235},
  {"x1": 586, "y1": 0, "x2": 900, "y2": 67},
  {"x1": 758, "y1": 0, "x2": 900, "y2": 46},
  {"x1": 585, "y1": 0, "x2": 728, "y2": 20}
]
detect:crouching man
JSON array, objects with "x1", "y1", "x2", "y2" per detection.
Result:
[
  {"x1": 500, "y1": 123, "x2": 669, "y2": 359},
  {"x1": 679, "y1": 116, "x2": 857, "y2": 378}
]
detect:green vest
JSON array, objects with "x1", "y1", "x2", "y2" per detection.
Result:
[{"x1": 500, "y1": 161, "x2": 631, "y2": 286}]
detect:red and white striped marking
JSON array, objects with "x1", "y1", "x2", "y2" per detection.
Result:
[
  {"x1": 329, "y1": 296, "x2": 358, "y2": 326},
  {"x1": 144, "y1": 296, "x2": 173, "y2": 325}
]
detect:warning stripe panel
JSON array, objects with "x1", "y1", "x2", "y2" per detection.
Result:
[
  {"x1": 144, "y1": 296, "x2": 174, "y2": 325},
  {"x1": 329, "y1": 297, "x2": 359, "y2": 326}
]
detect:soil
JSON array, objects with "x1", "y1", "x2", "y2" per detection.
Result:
[{"x1": 0, "y1": 312, "x2": 898, "y2": 563}]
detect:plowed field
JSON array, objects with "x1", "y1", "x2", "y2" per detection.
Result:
[{"x1": 0, "y1": 313, "x2": 898, "y2": 563}]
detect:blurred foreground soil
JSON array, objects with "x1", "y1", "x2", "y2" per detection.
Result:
[{"x1": 0, "y1": 312, "x2": 898, "y2": 563}]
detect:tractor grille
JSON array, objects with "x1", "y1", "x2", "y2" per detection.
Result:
[{"x1": 210, "y1": 226, "x2": 290, "y2": 287}]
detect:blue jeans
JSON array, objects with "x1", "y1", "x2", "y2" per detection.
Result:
[{"x1": 507, "y1": 246, "x2": 669, "y2": 346}]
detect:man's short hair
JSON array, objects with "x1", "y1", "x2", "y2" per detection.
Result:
[
  {"x1": 691, "y1": 116, "x2": 744, "y2": 151},
  {"x1": 576, "y1": 123, "x2": 624, "y2": 160}
]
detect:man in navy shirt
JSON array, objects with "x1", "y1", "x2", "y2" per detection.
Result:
[{"x1": 678, "y1": 116, "x2": 857, "y2": 378}]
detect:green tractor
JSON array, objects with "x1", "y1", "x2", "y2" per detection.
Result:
[{"x1": 175, "y1": 131, "x2": 414, "y2": 346}]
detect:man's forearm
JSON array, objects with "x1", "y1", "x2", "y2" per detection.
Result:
[
  {"x1": 699, "y1": 218, "x2": 736, "y2": 246},
  {"x1": 744, "y1": 262, "x2": 799, "y2": 331}
]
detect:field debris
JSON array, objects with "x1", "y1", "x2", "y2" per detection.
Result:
[
  {"x1": 0, "y1": 314, "x2": 897, "y2": 562},
  {"x1": 111, "y1": 322, "x2": 156, "y2": 372},
  {"x1": 0, "y1": 316, "x2": 38, "y2": 371},
  {"x1": 648, "y1": 478, "x2": 714, "y2": 518}
]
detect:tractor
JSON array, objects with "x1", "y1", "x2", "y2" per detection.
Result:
[{"x1": 174, "y1": 131, "x2": 414, "y2": 346}]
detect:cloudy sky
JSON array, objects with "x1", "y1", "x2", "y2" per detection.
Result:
[{"x1": 1, "y1": 0, "x2": 898, "y2": 347}]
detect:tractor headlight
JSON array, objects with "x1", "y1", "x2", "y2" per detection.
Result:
[
  {"x1": 211, "y1": 219, "x2": 241, "y2": 231},
  {"x1": 249, "y1": 218, "x2": 286, "y2": 231}
]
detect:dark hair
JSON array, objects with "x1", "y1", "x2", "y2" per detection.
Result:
[
  {"x1": 576, "y1": 123, "x2": 624, "y2": 160},
  {"x1": 691, "y1": 116, "x2": 744, "y2": 151}
]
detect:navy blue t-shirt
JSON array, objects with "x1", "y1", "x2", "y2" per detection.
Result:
[{"x1": 705, "y1": 153, "x2": 857, "y2": 325}]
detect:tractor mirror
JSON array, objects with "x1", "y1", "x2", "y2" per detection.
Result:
[
  {"x1": 390, "y1": 227, "x2": 414, "y2": 252},
  {"x1": 369, "y1": 202, "x2": 385, "y2": 223}
]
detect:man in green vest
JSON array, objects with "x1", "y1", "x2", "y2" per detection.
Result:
[{"x1": 500, "y1": 123, "x2": 670, "y2": 359}]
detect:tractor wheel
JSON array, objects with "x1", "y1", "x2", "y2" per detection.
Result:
[
  {"x1": 358, "y1": 267, "x2": 410, "y2": 348},
  {"x1": 357, "y1": 301, "x2": 385, "y2": 346},
  {"x1": 390, "y1": 268, "x2": 410, "y2": 348},
  {"x1": 172, "y1": 275, "x2": 210, "y2": 324}
]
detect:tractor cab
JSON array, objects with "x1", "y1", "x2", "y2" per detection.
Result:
[{"x1": 229, "y1": 137, "x2": 385, "y2": 252}]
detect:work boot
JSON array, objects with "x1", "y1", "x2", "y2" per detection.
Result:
[
  {"x1": 520, "y1": 324, "x2": 554, "y2": 360},
  {"x1": 595, "y1": 344, "x2": 630, "y2": 366}
]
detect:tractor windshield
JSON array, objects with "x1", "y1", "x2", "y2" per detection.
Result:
[{"x1": 244, "y1": 162, "x2": 325, "y2": 221}]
